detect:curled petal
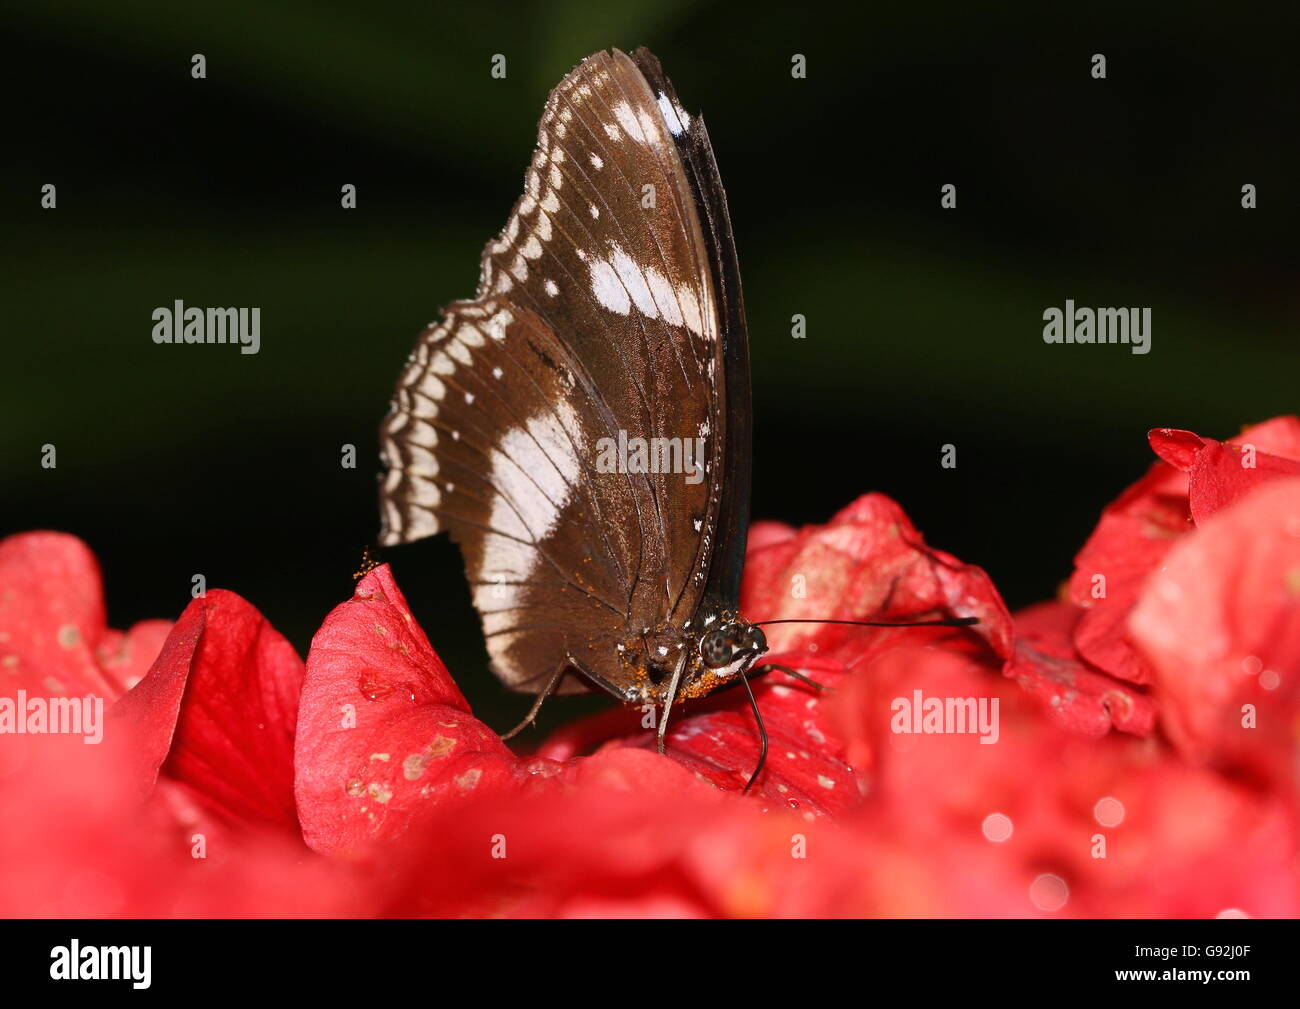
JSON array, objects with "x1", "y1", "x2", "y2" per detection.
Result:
[{"x1": 110, "y1": 590, "x2": 304, "y2": 834}]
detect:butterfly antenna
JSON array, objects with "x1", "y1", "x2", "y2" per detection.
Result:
[{"x1": 753, "y1": 616, "x2": 979, "y2": 629}]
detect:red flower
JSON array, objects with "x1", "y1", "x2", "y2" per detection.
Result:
[
  {"x1": 1066, "y1": 416, "x2": 1300, "y2": 685},
  {"x1": 0, "y1": 532, "x2": 303, "y2": 838},
  {"x1": 0, "y1": 535, "x2": 359, "y2": 915},
  {"x1": 1, "y1": 450, "x2": 1297, "y2": 917}
]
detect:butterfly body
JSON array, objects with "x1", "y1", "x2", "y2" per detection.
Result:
[{"x1": 380, "y1": 47, "x2": 760, "y2": 716}]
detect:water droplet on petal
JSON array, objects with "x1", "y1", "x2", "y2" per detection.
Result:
[
  {"x1": 982, "y1": 812, "x2": 1013, "y2": 843},
  {"x1": 1029, "y1": 873, "x2": 1069, "y2": 912},
  {"x1": 1094, "y1": 796, "x2": 1125, "y2": 827}
]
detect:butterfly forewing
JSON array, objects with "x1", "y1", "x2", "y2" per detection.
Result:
[{"x1": 380, "y1": 49, "x2": 733, "y2": 698}]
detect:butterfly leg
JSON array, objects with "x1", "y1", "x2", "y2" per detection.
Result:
[
  {"x1": 499, "y1": 665, "x2": 568, "y2": 742},
  {"x1": 750, "y1": 662, "x2": 835, "y2": 694}
]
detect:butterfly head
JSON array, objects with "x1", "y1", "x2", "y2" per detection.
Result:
[
  {"x1": 677, "y1": 612, "x2": 767, "y2": 700},
  {"x1": 619, "y1": 611, "x2": 767, "y2": 703},
  {"x1": 698, "y1": 618, "x2": 766, "y2": 670}
]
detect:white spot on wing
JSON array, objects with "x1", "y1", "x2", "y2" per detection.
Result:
[
  {"x1": 656, "y1": 92, "x2": 691, "y2": 135},
  {"x1": 612, "y1": 245, "x2": 656, "y2": 315},
  {"x1": 610, "y1": 101, "x2": 659, "y2": 147},
  {"x1": 487, "y1": 400, "x2": 584, "y2": 543},
  {"x1": 583, "y1": 243, "x2": 705, "y2": 337},
  {"x1": 482, "y1": 308, "x2": 513, "y2": 342},
  {"x1": 646, "y1": 268, "x2": 683, "y2": 327},
  {"x1": 588, "y1": 255, "x2": 631, "y2": 315},
  {"x1": 409, "y1": 422, "x2": 437, "y2": 448}
]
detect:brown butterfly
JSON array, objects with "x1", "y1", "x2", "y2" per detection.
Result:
[{"x1": 378, "y1": 48, "x2": 972, "y2": 789}]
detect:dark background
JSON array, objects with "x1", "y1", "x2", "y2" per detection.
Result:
[{"x1": 5, "y1": 2, "x2": 1297, "y2": 731}]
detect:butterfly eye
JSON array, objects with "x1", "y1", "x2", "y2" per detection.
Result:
[
  {"x1": 742, "y1": 626, "x2": 767, "y2": 654},
  {"x1": 700, "y1": 629, "x2": 732, "y2": 668}
]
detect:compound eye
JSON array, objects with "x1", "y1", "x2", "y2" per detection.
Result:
[
  {"x1": 700, "y1": 629, "x2": 732, "y2": 668},
  {"x1": 744, "y1": 626, "x2": 767, "y2": 654}
]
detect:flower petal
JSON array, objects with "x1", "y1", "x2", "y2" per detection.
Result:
[
  {"x1": 95, "y1": 620, "x2": 173, "y2": 696},
  {"x1": 1151, "y1": 420, "x2": 1300, "y2": 525},
  {"x1": 0, "y1": 532, "x2": 117, "y2": 699},
  {"x1": 1129, "y1": 477, "x2": 1300, "y2": 785},
  {"x1": 741, "y1": 493, "x2": 1013, "y2": 662},
  {"x1": 1011, "y1": 602, "x2": 1157, "y2": 737},
  {"x1": 374, "y1": 780, "x2": 879, "y2": 917},
  {"x1": 0, "y1": 733, "x2": 363, "y2": 917},
  {"x1": 1067, "y1": 460, "x2": 1190, "y2": 684},
  {"x1": 110, "y1": 590, "x2": 304, "y2": 833},
  {"x1": 294, "y1": 565, "x2": 518, "y2": 854}
]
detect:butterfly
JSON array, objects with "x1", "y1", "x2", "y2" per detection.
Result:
[{"x1": 378, "y1": 47, "x2": 971, "y2": 789}]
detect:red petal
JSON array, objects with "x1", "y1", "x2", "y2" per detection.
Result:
[
  {"x1": 741, "y1": 493, "x2": 1013, "y2": 662},
  {"x1": 1150, "y1": 417, "x2": 1300, "y2": 525},
  {"x1": 832, "y1": 643, "x2": 1066, "y2": 821},
  {"x1": 1067, "y1": 459, "x2": 1191, "y2": 683},
  {"x1": 1129, "y1": 477, "x2": 1300, "y2": 786},
  {"x1": 110, "y1": 590, "x2": 304, "y2": 834},
  {"x1": 376, "y1": 780, "x2": 886, "y2": 917},
  {"x1": 294, "y1": 565, "x2": 518, "y2": 854},
  {"x1": 1010, "y1": 602, "x2": 1157, "y2": 737},
  {"x1": 1073, "y1": 760, "x2": 1300, "y2": 917},
  {"x1": 605, "y1": 656, "x2": 861, "y2": 817},
  {"x1": 745, "y1": 519, "x2": 797, "y2": 552},
  {"x1": 825, "y1": 644, "x2": 1297, "y2": 916},
  {"x1": 0, "y1": 733, "x2": 364, "y2": 916},
  {"x1": 1187, "y1": 440, "x2": 1300, "y2": 524},
  {"x1": 0, "y1": 532, "x2": 118, "y2": 699},
  {"x1": 1231, "y1": 415, "x2": 1300, "y2": 458},
  {"x1": 95, "y1": 620, "x2": 173, "y2": 696},
  {"x1": 1148, "y1": 427, "x2": 1206, "y2": 470}
]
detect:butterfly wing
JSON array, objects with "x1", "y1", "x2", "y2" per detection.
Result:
[
  {"x1": 629, "y1": 47, "x2": 752, "y2": 614},
  {"x1": 379, "y1": 49, "x2": 736, "y2": 697}
]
